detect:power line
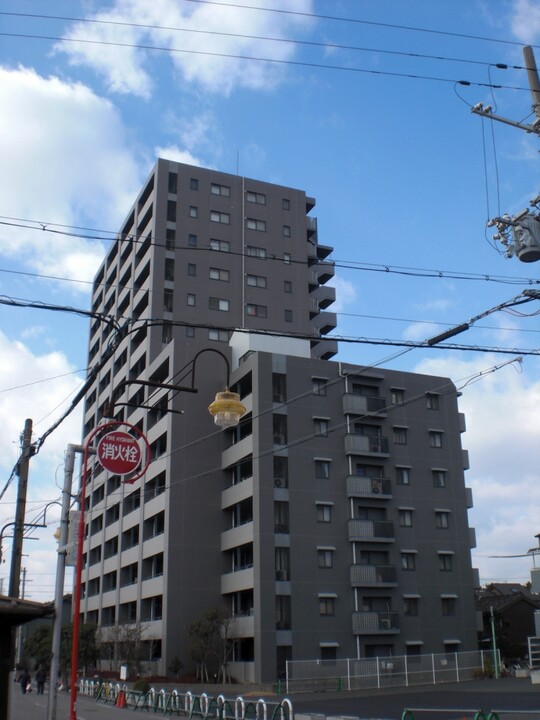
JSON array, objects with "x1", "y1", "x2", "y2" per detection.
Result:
[{"x1": 0, "y1": 31, "x2": 530, "y2": 90}]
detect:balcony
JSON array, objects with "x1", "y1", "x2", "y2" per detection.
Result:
[
  {"x1": 348, "y1": 519, "x2": 395, "y2": 542},
  {"x1": 344, "y1": 434, "x2": 389, "y2": 456},
  {"x1": 346, "y1": 475, "x2": 391, "y2": 499},
  {"x1": 350, "y1": 564, "x2": 397, "y2": 586},
  {"x1": 310, "y1": 261, "x2": 335, "y2": 286},
  {"x1": 221, "y1": 521, "x2": 254, "y2": 551},
  {"x1": 310, "y1": 285, "x2": 336, "y2": 310},
  {"x1": 343, "y1": 394, "x2": 387, "y2": 417},
  {"x1": 221, "y1": 567, "x2": 254, "y2": 594},
  {"x1": 311, "y1": 338, "x2": 338, "y2": 360},
  {"x1": 352, "y1": 611, "x2": 400, "y2": 635},
  {"x1": 311, "y1": 311, "x2": 337, "y2": 336}
]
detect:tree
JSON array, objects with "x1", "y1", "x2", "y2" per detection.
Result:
[
  {"x1": 187, "y1": 608, "x2": 235, "y2": 684},
  {"x1": 23, "y1": 625, "x2": 52, "y2": 670},
  {"x1": 24, "y1": 622, "x2": 97, "y2": 684},
  {"x1": 168, "y1": 655, "x2": 183, "y2": 680},
  {"x1": 97, "y1": 621, "x2": 147, "y2": 675}
]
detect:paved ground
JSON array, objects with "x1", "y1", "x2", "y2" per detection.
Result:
[{"x1": 8, "y1": 677, "x2": 540, "y2": 720}]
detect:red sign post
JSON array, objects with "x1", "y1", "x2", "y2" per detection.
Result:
[{"x1": 97, "y1": 430, "x2": 143, "y2": 477}]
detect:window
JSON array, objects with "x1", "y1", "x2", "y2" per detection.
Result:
[
  {"x1": 272, "y1": 373, "x2": 287, "y2": 403},
  {"x1": 211, "y1": 182, "x2": 230, "y2": 197},
  {"x1": 274, "y1": 456, "x2": 288, "y2": 488},
  {"x1": 246, "y1": 191, "x2": 266, "y2": 204},
  {"x1": 283, "y1": 225, "x2": 291, "y2": 237},
  {"x1": 274, "y1": 501, "x2": 289, "y2": 534},
  {"x1": 401, "y1": 553, "x2": 416, "y2": 571},
  {"x1": 283, "y1": 198, "x2": 290, "y2": 210},
  {"x1": 275, "y1": 547, "x2": 290, "y2": 580},
  {"x1": 165, "y1": 258, "x2": 175, "y2": 281},
  {"x1": 188, "y1": 233, "x2": 197, "y2": 247},
  {"x1": 276, "y1": 595, "x2": 291, "y2": 630},
  {"x1": 399, "y1": 509, "x2": 413, "y2": 527},
  {"x1": 315, "y1": 460, "x2": 331, "y2": 479},
  {"x1": 284, "y1": 309, "x2": 293, "y2": 322},
  {"x1": 317, "y1": 504, "x2": 332, "y2": 523},
  {"x1": 312, "y1": 377, "x2": 327, "y2": 396},
  {"x1": 209, "y1": 297, "x2": 230, "y2": 311},
  {"x1": 391, "y1": 388, "x2": 405, "y2": 405},
  {"x1": 187, "y1": 293, "x2": 195, "y2": 306},
  {"x1": 208, "y1": 329, "x2": 229, "y2": 342},
  {"x1": 209, "y1": 267, "x2": 230, "y2": 281},
  {"x1": 190, "y1": 177, "x2": 199, "y2": 190},
  {"x1": 404, "y1": 597, "x2": 419, "y2": 616},
  {"x1": 163, "y1": 289, "x2": 173, "y2": 313},
  {"x1": 168, "y1": 172, "x2": 177, "y2": 194},
  {"x1": 436, "y1": 511, "x2": 450, "y2": 529},
  {"x1": 439, "y1": 553, "x2": 453, "y2": 571},
  {"x1": 319, "y1": 596, "x2": 335, "y2": 616},
  {"x1": 442, "y1": 597, "x2": 456, "y2": 616},
  {"x1": 284, "y1": 280, "x2": 292, "y2": 293},
  {"x1": 432, "y1": 470, "x2": 447, "y2": 488},
  {"x1": 283, "y1": 253, "x2": 291, "y2": 264},
  {"x1": 246, "y1": 245, "x2": 266, "y2": 258},
  {"x1": 166, "y1": 228, "x2": 175, "y2": 249},
  {"x1": 211, "y1": 210, "x2": 230, "y2": 224},
  {"x1": 246, "y1": 303, "x2": 267, "y2": 318},
  {"x1": 210, "y1": 238, "x2": 230, "y2": 252},
  {"x1": 427, "y1": 393, "x2": 439, "y2": 410},
  {"x1": 429, "y1": 431, "x2": 443, "y2": 448},
  {"x1": 162, "y1": 322, "x2": 172, "y2": 344},
  {"x1": 318, "y1": 548, "x2": 334, "y2": 569},
  {"x1": 189, "y1": 205, "x2": 198, "y2": 218},
  {"x1": 246, "y1": 274, "x2": 266, "y2": 287},
  {"x1": 273, "y1": 414, "x2": 287, "y2": 445},
  {"x1": 393, "y1": 427, "x2": 407, "y2": 445},
  {"x1": 167, "y1": 200, "x2": 176, "y2": 222},
  {"x1": 314, "y1": 418, "x2": 329, "y2": 437},
  {"x1": 187, "y1": 263, "x2": 196, "y2": 277},
  {"x1": 246, "y1": 218, "x2": 266, "y2": 231},
  {"x1": 186, "y1": 326, "x2": 195, "y2": 338},
  {"x1": 396, "y1": 467, "x2": 410, "y2": 485}
]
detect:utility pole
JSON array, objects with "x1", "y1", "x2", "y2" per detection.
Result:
[{"x1": 8, "y1": 419, "x2": 33, "y2": 599}]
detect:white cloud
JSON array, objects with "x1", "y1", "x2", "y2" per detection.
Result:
[
  {"x1": 0, "y1": 65, "x2": 143, "y2": 292},
  {"x1": 328, "y1": 275, "x2": 356, "y2": 313},
  {"x1": 510, "y1": 0, "x2": 540, "y2": 42},
  {"x1": 56, "y1": 0, "x2": 315, "y2": 97},
  {"x1": 154, "y1": 145, "x2": 206, "y2": 167}
]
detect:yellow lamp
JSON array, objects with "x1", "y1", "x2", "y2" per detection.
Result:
[{"x1": 208, "y1": 389, "x2": 246, "y2": 428}]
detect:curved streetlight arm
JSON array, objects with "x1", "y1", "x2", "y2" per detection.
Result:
[{"x1": 191, "y1": 348, "x2": 231, "y2": 389}]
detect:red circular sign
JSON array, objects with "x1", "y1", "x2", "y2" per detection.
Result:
[{"x1": 97, "y1": 430, "x2": 142, "y2": 475}]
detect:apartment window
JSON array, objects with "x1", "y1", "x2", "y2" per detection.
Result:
[
  {"x1": 284, "y1": 309, "x2": 293, "y2": 322},
  {"x1": 312, "y1": 377, "x2": 327, "y2": 396},
  {"x1": 315, "y1": 460, "x2": 331, "y2": 479},
  {"x1": 189, "y1": 205, "x2": 198, "y2": 218},
  {"x1": 163, "y1": 289, "x2": 173, "y2": 313},
  {"x1": 209, "y1": 329, "x2": 229, "y2": 342},
  {"x1": 246, "y1": 191, "x2": 266, "y2": 204},
  {"x1": 187, "y1": 263, "x2": 196, "y2": 277},
  {"x1": 211, "y1": 182, "x2": 230, "y2": 197},
  {"x1": 283, "y1": 253, "x2": 291, "y2": 264},
  {"x1": 187, "y1": 293, "x2": 195, "y2": 306},
  {"x1": 284, "y1": 280, "x2": 292, "y2": 293},
  {"x1": 432, "y1": 469, "x2": 447, "y2": 488},
  {"x1": 246, "y1": 303, "x2": 267, "y2": 318},
  {"x1": 319, "y1": 596, "x2": 335, "y2": 616},
  {"x1": 166, "y1": 200, "x2": 176, "y2": 222},
  {"x1": 186, "y1": 326, "x2": 195, "y2": 338},
  {"x1": 399, "y1": 509, "x2": 413, "y2": 527},
  {"x1": 317, "y1": 504, "x2": 332, "y2": 523},
  {"x1": 274, "y1": 501, "x2": 289, "y2": 534},
  {"x1": 393, "y1": 427, "x2": 408, "y2": 445},
  {"x1": 318, "y1": 548, "x2": 334, "y2": 569},
  {"x1": 246, "y1": 245, "x2": 266, "y2": 258},
  {"x1": 209, "y1": 297, "x2": 230, "y2": 312},
  {"x1": 208, "y1": 267, "x2": 229, "y2": 282},
  {"x1": 162, "y1": 322, "x2": 172, "y2": 344},
  {"x1": 283, "y1": 225, "x2": 291, "y2": 237},
  {"x1": 210, "y1": 238, "x2": 230, "y2": 252},
  {"x1": 190, "y1": 177, "x2": 199, "y2": 190},
  {"x1": 168, "y1": 172, "x2": 177, "y2": 194},
  {"x1": 188, "y1": 233, "x2": 197, "y2": 247},
  {"x1": 391, "y1": 388, "x2": 405, "y2": 405},
  {"x1": 165, "y1": 258, "x2": 175, "y2": 281},
  {"x1": 401, "y1": 552, "x2": 416, "y2": 571},
  {"x1": 247, "y1": 274, "x2": 266, "y2": 288},
  {"x1": 404, "y1": 597, "x2": 419, "y2": 616},
  {"x1": 429, "y1": 431, "x2": 443, "y2": 448},
  {"x1": 442, "y1": 597, "x2": 456, "y2": 616},
  {"x1": 283, "y1": 198, "x2": 290, "y2": 210},
  {"x1": 314, "y1": 418, "x2": 329, "y2": 437},
  {"x1": 275, "y1": 547, "x2": 290, "y2": 580},
  {"x1": 396, "y1": 467, "x2": 410, "y2": 485},
  {"x1": 427, "y1": 393, "x2": 440, "y2": 410},
  {"x1": 276, "y1": 595, "x2": 291, "y2": 630},
  {"x1": 211, "y1": 210, "x2": 230, "y2": 224},
  {"x1": 246, "y1": 218, "x2": 266, "y2": 232},
  {"x1": 166, "y1": 228, "x2": 175, "y2": 249},
  {"x1": 436, "y1": 511, "x2": 450, "y2": 529},
  {"x1": 273, "y1": 414, "x2": 287, "y2": 445},
  {"x1": 272, "y1": 373, "x2": 287, "y2": 403},
  {"x1": 439, "y1": 553, "x2": 453, "y2": 571},
  {"x1": 274, "y1": 456, "x2": 288, "y2": 488}
]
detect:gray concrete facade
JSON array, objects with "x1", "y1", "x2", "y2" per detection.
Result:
[{"x1": 80, "y1": 160, "x2": 477, "y2": 684}]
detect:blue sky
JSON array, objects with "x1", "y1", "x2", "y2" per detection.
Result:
[{"x1": 0, "y1": 0, "x2": 539, "y2": 601}]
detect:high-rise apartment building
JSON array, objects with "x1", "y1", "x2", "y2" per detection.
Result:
[{"x1": 81, "y1": 160, "x2": 478, "y2": 683}]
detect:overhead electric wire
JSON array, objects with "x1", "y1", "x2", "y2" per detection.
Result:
[{"x1": 0, "y1": 31, "x2": 530, "y2": 90}]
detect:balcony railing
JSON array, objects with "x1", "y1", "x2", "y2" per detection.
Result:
[
  {"x1": 352, "y1": 611, "x2": 400, "y2": 634},
  {"x1": 344, "y1": 434, "x2": 389, "y2": 456},
  {"x1": 343, "y1": 394, "x2": 387, "y2": 416},
  {"x1": 348, "y1": 519, "x2": 395, "y2": 542},
  {"x1": 350, "y1": 564, "x2": 397, "y2": 586},
  {"x1": 346, "y1": 475, "x2": 391, "y2": 498}
]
